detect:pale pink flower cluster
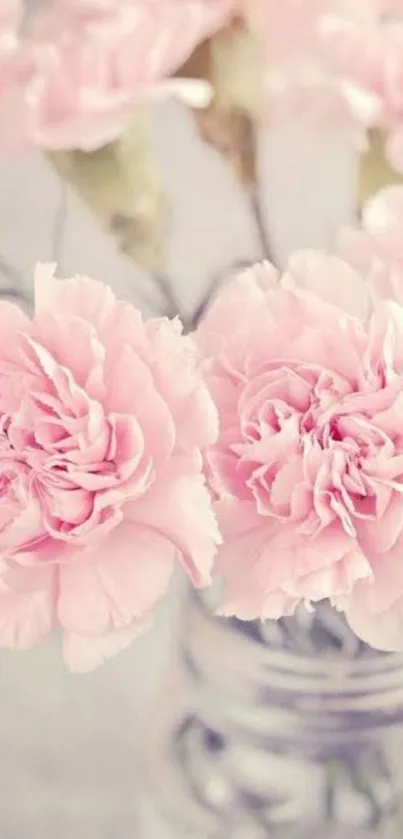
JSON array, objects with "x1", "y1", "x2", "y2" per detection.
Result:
[
  {"x1": 319, "y1": 0, "x2": 403, "y2": 169},
  {"x1": 0, "y1": 0, "x2": 393, "y2": 156},
  {"x1": 0, "y1": 0, "x2": 234, "y2": 152},
  {"x1": 6, "y1": 197, "x2": 403, "y2": 662},
  {"x1": 198, "y1": 244, "x2": 403, "y2": 652},
  {"x1": 2, "y1": 0, "x2": 402, "y2": 154},
  {"x1": 0, "y1": 265, "x2": 219, "y2": 670}
]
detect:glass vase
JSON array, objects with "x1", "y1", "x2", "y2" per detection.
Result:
[{"x1": 140, "y1": 593, "x2": 403, "y2": 839}]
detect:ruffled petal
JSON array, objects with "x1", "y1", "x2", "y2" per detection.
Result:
[
  {"x1": 0, "y1": 565, "x2": 55, "y2": 649},
  {"x1": 58, "y1": 521, "x2": 175, "y2": 634},
  {"x1": 283, "y1": 250, "x2": 370, "y2": 321},
  {"x1": 62, "y1": 618, "x2": 152, "y2": 673},
  {"x1": 127, "y1": 454, "x2": 220, "y2": 587}
]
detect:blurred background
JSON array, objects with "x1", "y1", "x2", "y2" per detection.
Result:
[{"x1": 0, "y1": 100, "x2": 355, "y2": 837}]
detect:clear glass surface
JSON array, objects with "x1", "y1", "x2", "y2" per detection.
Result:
[{"x1": 140, "y1": 595, "x2": 403, "y2": 839}]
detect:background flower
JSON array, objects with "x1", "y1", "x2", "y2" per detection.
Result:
[
  {"x1": 339, "y1": 184, "x2": 403, "y2": 302},
  {"x1": 0, "y1": 265, "x2": 219, "y2": 670},
  {"x1": 0, "y1": 0, "x2": 395, "y2": 155},
  {"x1": 242, "y1": 0, "x2": 377, "y2": 133},
  {"x1": 197, "y1": 254, "x2": 403, "y2": 652},
  {"x1": 319, "y1": 1, "x2": 403, "y2": 170},
  {"x1": 0, "y1": 0, "x2": 235, "y2": 152}
]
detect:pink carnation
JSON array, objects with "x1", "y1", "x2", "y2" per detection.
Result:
[
  {"x1": 244, "y1": 0, "x2": 374, "y2": 132},
  {"x1": 0, "y1": 265, "x2": 219, "y2": 670},
  {"x1": 319, "y1": 2, "x2": 403, "y2": 169},
  {"x1": 243, "y1": 1, "x2": 403, "y2": 141},
  {"x1": 197, "y1": 254, "x2": 403, "y2": 651},
  {"x1": 0, "y1": 0, "x2": 234, "y2": 152}
]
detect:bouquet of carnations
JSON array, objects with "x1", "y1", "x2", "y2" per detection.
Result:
[
  {"x1": 0, "y1": 183, "x2": 403, "y2": 671},
  {"x1": 3, "y1": 1, "x2": 403, "y2": 672}
]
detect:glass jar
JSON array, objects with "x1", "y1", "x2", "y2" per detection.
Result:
[{"x1": 140, "y1": 594, "x2": 403, "y2": 839}]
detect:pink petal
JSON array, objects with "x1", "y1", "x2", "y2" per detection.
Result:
[
  {"x1": 58, "y1": 521, "x2": 175, "y2": 634},
  {"x1": 36, "y1": 310, "x2": 106, "y2": 395},
  {"x1": 345, "y1": 597, "x2": 403, "y2": 652},
  {"x1": 0, "y1": 565, "x2": 55, "y2": 649},
  {"x1": 143, "y1": 319, "x2": 218, "y2": 449},
  {"x1": 357, "y1": 491, "x2": 403, "y2": 555},
  {"x1": 215, "y1": 527, "x2": 276, "y2": 620},
  {"x1": 127, "y1": 454, "x2": 221, "y2": 587},
  {"x1": 62, "y1": 618, "x2": 152, "y2": 673},
  {"x1": 58, "y1": 560, "x2": 112, "y2": 634},
  {"x1": 97, "y1": 522, "x2": 176, "y2": 623},
  {"x1": 284, "y1": 548, "x2": 371, "y2": 601},
  {"x1": 215, "y1": 497, "x2": 263, "y2": 537},
  {"x1": 283, "y1": 250, "x2": 370, "y2": 321},
  {"x1": 342, "y1": 539, "x2": 403, "y2": 618},
  {"x1": 34, "y1": 266, "x2": 117, "y2": 326},
  {"x1": 197, "y1": 263, "x2": 279, "y2": 362},
  {"x1": 104, "y1": 344, "x2": 175, "y2": 465}
]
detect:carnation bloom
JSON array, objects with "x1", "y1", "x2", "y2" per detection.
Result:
[
  {"x1": 243, "y1": 0, "x2": 377, "y2": 132},
  {"x1": 0, "y1": 265, "x2": 219, "y2": 670},
  {"x1": 243, "y1": 0, "x2": 403, "y2": 143},
  {"x1": 0, "y1": 0, "x2": 392, "y2": 154},
  {"x1": 319, "y1": 1, "x2": 403, "y2": 170},
  {"x1": 0, "y1": 0, "x2": 235, "y2": 152},
  {"x1": 197, "y1": 254, "x2": 403, "y2": 651}
]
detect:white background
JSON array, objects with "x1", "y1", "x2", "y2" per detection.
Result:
[{"x1": 0, "y1": 103, "x2": 356, "y2": 837}]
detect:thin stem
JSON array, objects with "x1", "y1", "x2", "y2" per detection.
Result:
[
  {"x1": 0, "y1": 254, "x2": 31, "y2": 306},
  {"x1": 110, "y1": 213, "x2": 184, "y2": 317},
  {"x1": 189, "y1": 179, "x2": 276, "y2": 331},
  {"x1": 325, "y1": 763, "x2": 339, "y2": 823},
  {"x1": 130, "y1": 271, "x2": 185, "y2": 319},
  {"x1": 242, "y1": 116, "x2": 276, "y2": 265},
  {"x1": 348, "y1": 767, "x2": 385, "y2": 829},
  {"x1": 190, "y1": 177, "x2": 276, "y2": 329},
  {"x1": 129, "y1": 279, "x2": 166, "y2": 315},
  {"x1": 247, "y1": 181, "x2": 276, "y2": 264},
  {"x1": 354, "y1": 204, "x2": 363, "y2": 225},
  {"x1": 191, "y1": 258, "x2": 254, "y2": 329},
  {"x1": 190, "y1": 123, "x2": 277, "y2": 330},
  {"x1": 152, "y1": 271, "x2": 186, "y2": 321},
  {"x1": 0, "y1": 286, "x2": 30, "y2": 304}
]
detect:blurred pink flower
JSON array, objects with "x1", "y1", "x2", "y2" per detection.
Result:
[
  {"x1": 197, "y1": 254, "x2": 403, "y2": 652},
  {"x1": 240, "y1": 1, "x2": 403, "y2": 143},
  {"x1": 241, "y1": 0, "x2": 373, "y2": 133},
  {"x1": 0, "y1": 0, "x2": 235, "y2": 152},
  {"x1": 0, "y1": 1, "x2": 33, "y2": 153},
  {"x1": 319, "y1": 1, "x2": 403, "y2": 169},
  {"x1": 0, "y1": 0, "x2": 395, "y2": 152},
  {"x1": 246, "y1": 0, "x2": 337, "y2": 75},
  {"x1": 339, "y1": 185, "x2": 403, "y2": 302},
  {"x1": 0, "y1": 265, "x2": 219, "y2": 670}
]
